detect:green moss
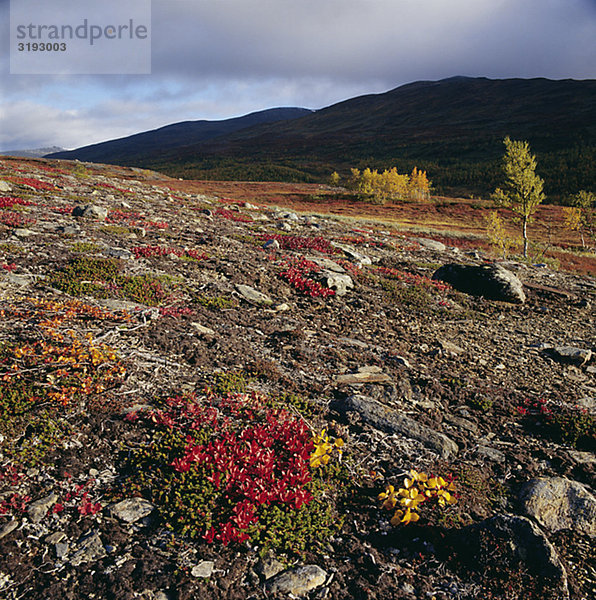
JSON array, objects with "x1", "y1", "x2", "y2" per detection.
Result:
[
  {"x1": 195, "y1": 295, "x2": 238, "y2": 310},
  {"x1": 48, "y1": 256, "x2": 177, "y2": 305},
  {"x1": 100, "y1": 225, "x2": 131, "y2": 236},
  {"x1": 71, "y1": 241, "x2": 101, "y2": 253}
]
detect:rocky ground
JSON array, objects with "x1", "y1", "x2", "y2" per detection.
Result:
[{"x1": 0, "y1": 157, "x2": 594, "y2": 600}]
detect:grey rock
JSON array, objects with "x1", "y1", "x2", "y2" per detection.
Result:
[
  {"x1": 438, "y1": 340, "x2": 465, "y2": 355},
  {"x1": 255, "y1": 556, "x2": 285, "y2": 580},
  {"x1": 27, "y1": 492, "x2": 58, "y2": 523},
  {"x1": 12, "y1": 228, "x2": 37, "y2": 238},
  {"x1": 476, "y1": 445, "x2": 506, "y2": 463},
  {"x1": 331, "y1": 242, "x2": 371, "y2": 266},
  {"x1": 191, "y1": 560, "x2": 215, "y2": 578},
  {"x1": 0, "y1": 180, "x2": 12, "y2": 192},
  {"x1": 278, "y1": 222, "x2": 292, "y2": 231},
  {"x1": 263, "y1": 239, "x2": 280, "y2": 250},
  {"x1": 72, "y1": 204, "x2": 108, "y2": 221},
  {"x1": 45, "y1": 531, "x2": 66, "y2": 544},
  {"x1": 266, "y1": 564, "x2": 327, "y2": 596},
  {"x1": 307, "y1": 257, "x2": 345, "y2": 273},
  {"x1": 416, "y1": 238, "x2": 446, "y2": 252},
  {"x1": 459, "y1": 514, "x2": 568, "y2": 598},
  {"x1": 70, "y1": 530, "x2": 107, "y2": 566},
  {"x1": 333, "y1": 394, "x2": 458, "y2": 459},
  {"x1": 235, "y1": 284, "x2": 273, "y2": 306},
  {"x1": 4, "y1": 273, "x2": 34, "y2": 287},
  {"x1": 336, "y1": 367, "x2": 391, "y2": 385},
  {"x1": 337, "y1": 337, "x2": 369, "y2": 349},
  {"x1": 105, "y1": 247, "x2": 134, "y2": 260},
  {"x1": 520, "y1": 477, "x2": 596, "y2": 537},
  {"x1": 0, "y1": 520, "x2": 18, "y2": 540},
  {"x1": 56, "y1": 225, "x2": 80, "y2": 235},
  {"x1": 546, "y1": 346, "x2": 592, "y2": 367},
  {"x1": 108, "y1": 498, "x2": 156, "y2": 523},
  {"x1": 432, "y1": 263, "x2": 526, "y2": 303},
  {"x1": 318, "y1": 270, "x2": 353, "y2": 296},
  {"x1": 55, "y1": 542, "x2": 69, "y2": 559},
  {"x1": 191, "y1": 322, "x2": 216, "y2": 336}
]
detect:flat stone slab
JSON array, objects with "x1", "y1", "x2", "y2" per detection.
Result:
[
  {"x1": 108, "y1": 498, "x2": 156, "y2": 523},
  {"x1": 235, "y1": 284, "x2": 273, "y2": 306},
  {"x1": 333, "y1": 394, "x2": 458, "y2": 459},
  {"x1": 266, "y1": 565, "x2": 327, "y2": 596}
]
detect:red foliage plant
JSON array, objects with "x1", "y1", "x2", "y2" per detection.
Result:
[{"x1": 130, "y1": 391, "x2": 316, "y2": 546}]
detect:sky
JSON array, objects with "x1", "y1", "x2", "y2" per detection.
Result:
[{"x1": 1, "y1": 0, "x2": 595, "y2": 151}]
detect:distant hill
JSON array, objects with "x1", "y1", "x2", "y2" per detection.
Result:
[
  {"x1": 1, "y1": 146, "x2": 66, "y2": 158},
  {"x1": 47, "y1": 108, "x2": 313, "y2": 165},
  {"x1": 48, "y1": 77, "x2": 596, "y2": 197}
]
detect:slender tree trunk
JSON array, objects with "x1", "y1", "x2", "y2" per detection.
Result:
[{"x1": 523, "y1": 217, "x2": 528, "y2": 258}]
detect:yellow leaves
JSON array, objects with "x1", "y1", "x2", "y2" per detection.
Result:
[
  {"x1": 390, "y1": 508, "x2": 420, "y2": 526},
  {"x1": 1, "y1": 297, "x2": 126, "y2": 409},
  {"x1": 309, "y1": 429, "x2": 344, "y2": 469},
  {"x1": 379, "y1": 469, "x2": 457, "y2": 526},
  {"x1": 349, "y1": 165, "x2": 432, "y2": 202}
]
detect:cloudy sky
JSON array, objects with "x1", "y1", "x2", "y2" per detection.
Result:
[{"x1": 1, "y1": 0, "x2": 595, "y2": 151}]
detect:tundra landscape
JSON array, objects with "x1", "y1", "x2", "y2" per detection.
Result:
[{"x1": 0, "y1": 152, "x2": 594, "y2": 600}]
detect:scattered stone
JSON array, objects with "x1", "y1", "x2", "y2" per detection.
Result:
[
  {"x1": 415, "y1": 238, "x2": 446, "y2": 252},
  {"x1": 333, "y1": 395, "x2": 459, "y2": 459},
  {"x1": 255, "y1": 555, "x2": 285, "y2": 580},
  {"x1": 45, "y1": 531, "x2": 66, "y2": 544},
  {"x1": 0, "y1": 520, "x2": 18, "y2": 540},
  {"x1": 0, "y1": 180, "x2": 12, "y2": 192},
  {"x1": 105, "y1": 247, "x2": 134, "y2": 260},
  {"x1": 263, "y1": 239, "x2": 280, "y2": 250},
  {"x1": 265, "y1": 565, "x2": 328, "y2": 596},
  {"x1": 337, "y1": 337, "x2": 369, "y2": 349},
  {"x1": 69, "y1": 530, "x2": 107, "y2": 566},
  {"x1": 72, "y1": 204, "x2": 108, "y2": 221},
  {"x1": 12, "y1": 228, "x2": 37, "y2": 238},
  {"x1": 55, "y1": 542, "x2": 69, "y2": 559},
  {"x1": 520, "y1": 477, "x2": 596, "y2": 537},
  {"x1": 191, "y1": 560, "x2": 215, "y2": 578},
  {"x1": 317, "y1": 270, "x2": 354, "y2": 296},
  {"x1": 335, "y1": 368, "x2": 391, "y2": 385},
  {"x1": 476, "y1": 445, "x2": 506, "y2": 463},
  {"x1": 438, "y1": 340, "x2": 465, "y2": 355},
  {"x1": 459, "y1": 514, "x2": 569, "y2": 598},
  {"x1": 432, "y1": 263, "x2": 526, "y2": 303},
  {"x1": 307, "y1": 257, "x2": 345, "y2": 273},
  {"x1": 235, "y1": 284, "x2": 273, "y2": 306},
  {"x1": 55, "y1": 225, "x2": 81, "y2": 235},
  {"x1": 108, "y1": 498, "x2": 156, "y2": 523},
  {"x1": 331, "y1": 242, "x2": 371, "y2": 266},
  {"x1": 191, "y1": 322, "x2": 216, "y2": 336},
  {"x1": 545, "y1": 346, "x2": 592, "y2": 367},
  {"x1": 27, "y1": 492, "x2": 58, "y2": 523}
]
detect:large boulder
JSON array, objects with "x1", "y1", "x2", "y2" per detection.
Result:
[
  {"x1": 520, "y1": 477, "x2": 596, "y2": 537},
  {"x1": 432, "y1": 263, "x2": 525, "y2": 303},
  {"x1": 457, "y1": 514, "x2": 569, "y2": 598}
]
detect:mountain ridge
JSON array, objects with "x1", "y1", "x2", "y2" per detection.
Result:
[{"x1": 47, "y1": 77, "x2": 596, "y2": 197}]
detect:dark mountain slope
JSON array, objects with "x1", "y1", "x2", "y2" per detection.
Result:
[{"x1": 47, "y1": 107, "x2": 313, "y2": 165}]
